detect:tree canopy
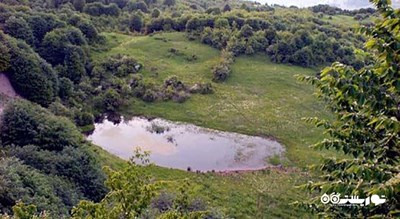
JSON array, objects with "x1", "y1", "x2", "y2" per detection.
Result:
[{"x1": 297, "y1": 0, "x2": 400, "y2": 217}]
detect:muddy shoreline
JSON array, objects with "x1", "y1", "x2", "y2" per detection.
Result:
[{"x1": 88, "y1": 117, "x2": 286, "y2": 172}]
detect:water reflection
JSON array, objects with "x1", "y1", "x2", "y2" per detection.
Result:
[{"x1": 88, "y1": 117, "x2": 285, "y2": 172}]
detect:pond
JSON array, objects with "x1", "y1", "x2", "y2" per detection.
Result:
[{"x1": 88, "y1": 117, "x2": 285, "y2": 172}]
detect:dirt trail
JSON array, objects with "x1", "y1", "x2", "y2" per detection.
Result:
[{"x1": 0, "y1": 73, "x2": 17, "y2": 114}]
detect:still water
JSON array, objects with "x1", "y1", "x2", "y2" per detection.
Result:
[{"x1": 88, "y1": 117, "x2": 285, "y2": 172}]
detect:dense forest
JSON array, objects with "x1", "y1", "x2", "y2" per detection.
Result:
[{"x1": 0, "y1": 0, "x2": 398, "y2": 218}]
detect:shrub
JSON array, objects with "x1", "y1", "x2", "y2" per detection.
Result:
[
  {"x1": 0, "y1": 100, "x2": 82, "y2": 151},
  {"x1": 59, "y1": 77, "x2": 74, "y2": 99},
  {"x1": 77, "y1": 21, "x2": 99, "y2": 41},
  {"x1": 152, "y1": 192, "x2": 174, "y2": 212},
  {"x1": 101, "y1": 88, "x2": 123, "y2": 112},
  {"x1": 26, "y1": 14, "x2": 65, "y2": 45},
  {"x1": 142, "y1": 89, "x2": 157, "y2": 102},
  {"x1": 99, "y1": 54, "x2": 141, "y2": 77},
  {"x1": 4, "y1": 16, "x2": 34, "y2": 45},
  {"x1": 130, "y1": 14, "x2": 143, "y2": 32},
  {"x1": 189, "y1": 83, "x2": 213, "y2": 94},
  {"x1": 164, "y1": 75, "x2": 185, "y2": 91},
  {"x1": 163, "y1": 0, "x2": 175, "y2": 7},
  {"x1": 75, "y1": 111, "x2": 94, "y2": 127},
  {"x1": 151, "y1": 8, "x2": 161, "y2": 18},
  {"x1": 212, "y1": 63, "x2": 230, "y2": 82},
  {"x1": 2, "y1": 33, "x2": 58, "y2": 106},
  {"x1": 172, "y1": 91, "x2": 190, "y2": 103},
  {"x1": 212, "y1": 50, "x2": 234, "y2": 82},
  {"x1": 127, "y1": 1, "x2": 148, "y2": 13},
  {"x1": 83, "y1": 2, "x2": 120, "y2": 16},
  {"x1": 40, "y1": 27, "x2": 87, "y2": 66}
]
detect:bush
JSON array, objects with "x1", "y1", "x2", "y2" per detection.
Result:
[
  {"x1": 130, "y1": 14, "x2": 143, "y2": 32},
  {"x1": 83, "y1": 2, "x2": 120, "y2": 16},
  {"x1": 163, "y1": 0, "x2": 175, "y2": 7},
  {"x1": 127, "y1": 1, "x2": 148, "y2": 13},
  {"x1": 189, "y1": 83, "x2": 213, "y2": 94},
  {"x1": 0, "y1": 157, "x2": 71, "y2": 216},
  {"x1": 40, "y1": 27, "x2": 87, "y2": 66},
  {"x1": 212, "y1": 63, "x2": 230, "y2": 82},
  {"x1": 130, "y1": 74, "x2": 146, "y2": 97},
  {"x1": 99, "y1": 54, "x2": 141, "y2": 77},
  {"x1": 77, "y1": 21, "x2": 99, "y2": 41},
  {"x1": 26, "y1": 13, "x2": 65, "y2": 45},
  {"x1": 212, "y1": 50, "x2": 233, "y2": 82},
  {"x1": 59, "y1": 77, "x2": 74, "y2": 100},
  {"x1": 101, "y1": 88, "x2": 124, "y2": 112},
  {"x1": 151, "y1": 8, "x2": 161, "y2": 18},
  {"x1": 151, "y1": 192, "x2": 174, "y2": 212},
  {"x1": 164, "y1": 75, "x2": 185, "y2": 91},
  {"x1": 75, "y1": 111, "x2": 94, "y2": 127},
  {"x1": 0, "y1": 100, "x2": 82, "y2": 151},
  {"x1": 4, "y1": 16, "x2": 34, "y2": 45},
  {"x1": 2, "y1": 33, "x2": 58, "y2": 106},
  {"x1": 172, "y1": 91, "x2": 190, "y2": 103},
  {"x1": 142, "y1": 89, "x2": 157, "y2": 102}
]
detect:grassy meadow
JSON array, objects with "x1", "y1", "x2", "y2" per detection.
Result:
[{"x1": 91, "y1": 32, "x2": 333, "y2": 218}]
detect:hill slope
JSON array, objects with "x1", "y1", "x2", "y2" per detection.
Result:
[{"x1": 91, "y1": 32, "x2": 333, "y2": 217}]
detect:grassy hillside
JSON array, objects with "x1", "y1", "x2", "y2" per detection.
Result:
[
  {"x1": 93, "y1": 32, "x2": 331, "y2": 167},
  {"x1": 90, "y1": 31, "x2": 334, "y2": 218}
]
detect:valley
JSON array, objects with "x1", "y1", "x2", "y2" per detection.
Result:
[{"x1": 0, "y1": 0, "x2": 398, "y2": 218}]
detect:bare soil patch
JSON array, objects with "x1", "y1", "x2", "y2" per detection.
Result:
[{"x1": 0, "y1": 73, "x2": 17, "y2": 114}]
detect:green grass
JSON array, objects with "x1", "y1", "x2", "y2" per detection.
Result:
[
  {"x1": 321, "y1": 14, "x2": 376, "y2": 28},
  {"x1": 91, "y1": 32, "x2": 332, "y2": 218},
  {"x1": 322, "y1": 14, "x2": 360, "y2": 27}
]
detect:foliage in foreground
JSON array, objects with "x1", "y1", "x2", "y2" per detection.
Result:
[
  {"x1": 0, "y1": 100, "x2": 107, "y2": 216},
  {"x1": 71, "y1": 151, "x2": 215, "y2": 219},
  {"x1": 297, "y1": 0, "x2": 400, "y2": 217}
]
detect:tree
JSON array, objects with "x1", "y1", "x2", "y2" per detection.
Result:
[
  {"x1": 265, "y1": 28, "x2": 277, "y2": 45},
  {"x1": 83, "y1": 2, "x2": 120, "y2": 16},
  {"x1": 223, "y1": 4, "x2": 231, "y2": 12},
  {"x1": 77, "y1": 21, "x2": 99, "y2": 41},
  {"x1": 0, "y1": 100, "x2": 82, "y2": 151},
  {"x1": 163, "y1": 0, "x2": 175, "y2": 7},
  {"x1": 127, "y1": 0, "x2": 148, "y2": 13},
  {"x1": 113, "y1": 0, "x2": 129, "y2": 8},
  {"x1": 240, "y1": 3, "x2": 250, "y2": 12},
  {"x1": 144, "y1": 0, "x2": 157, "y2": 5},
  {"x1": 4, "y1": 16, "x2": 35, "y2": 46},
  {"x1": 129, "y1": 14, "x2": 143, "y2": 32},
  {"x1": 102, "y1": 88, "x2": 123, "y2": 112},
  {"x1": 151, "y1": 8, "x2": 161, "y2": 18},
  {"x1": 59, "y1": 77, "x2": 74, "y2": 100},
  {"x1": 239, "y1": 24, "x2": 254, "y2": 38},
  {"x1": 0, "y1": 42, "x2": 10, "y2": 72},
  {"x1": 297, "y1": 1, "x2": 400, "y2": 217},
  {"x1": 71, "y1": 151, "x2": 210, "y2": 218},
  {"x1": 40, "y1": 27, "x2": 87, "y2": 66},
  {"x1": 62, "y1": 45, "x2": 86, "y2": 83},
  {"x1": 206, "y1": 7, "x2": 221, "y2": 15},
  {"x1": 185, "y1": 17, "x2": 201, "y2": 32},
  {"x1": 291, "y1": 46, "x2": 314, "y2": 67},
  {"x1": 71, "y1": 150, "x2": 158, "y2": 219},
  {"x1": 214, "y1": 18, "x2": 229, "y2": 29},
  {"x1": 73, "y1": 0, "x2": 86, "y2": 11},
  {"x1": 0, "y1": 157, "x2": 68, "y2": 216},
  {"x1": 1, "y1": 33, "x2": 57, "y2": 106},
  {"x1": 26, "y1": 14, "x2": 64, "y2": 46}
]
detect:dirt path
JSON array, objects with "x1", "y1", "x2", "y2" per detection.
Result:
[{"x1": 0, "y1": 73, "x2": 17, "y2": 114}]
